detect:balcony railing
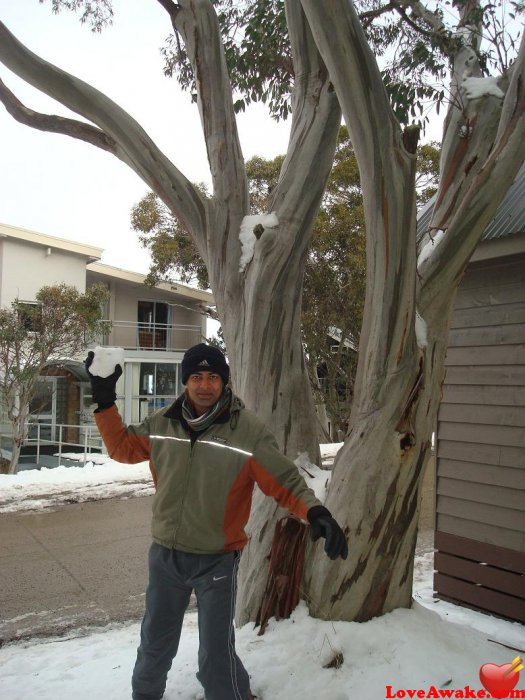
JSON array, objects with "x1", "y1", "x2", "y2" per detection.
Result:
[{"x1": 96, "y1": 320, "x2": 202, "y2": 352}]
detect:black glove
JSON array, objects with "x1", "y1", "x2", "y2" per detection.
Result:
[
  {"x1": 307, "y1": 505, "x2": 348, "y2": 560},
  {"x1": 85, "y1": 351, "x2": 123, "y2": 410}
]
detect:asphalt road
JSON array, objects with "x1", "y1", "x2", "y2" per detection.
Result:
[
  {"x1": 0, "y1": 496, "x2": 154, "y2": 643},
  {"x1": 0, "y1": 492, "x2": 435, "y2": 646}
]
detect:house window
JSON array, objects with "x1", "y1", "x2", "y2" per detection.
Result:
[
  {"x1": 137, "y1": 300, "x2": 169, "y2": 350},
  {"x1": 129, "y1": 361, "x2": 182, "y2": 421}
]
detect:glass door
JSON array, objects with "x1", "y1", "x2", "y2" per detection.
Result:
[
  {"x1": 28, "y1": 377, "x2": 57, "y2": 441},
  {"x1": 137, "y1": 300, "x2": 169, "y2": 350}
]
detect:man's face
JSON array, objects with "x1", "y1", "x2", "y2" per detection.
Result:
[{"x1": 185, "y1": 371, "x2": 224, "y2": 415}]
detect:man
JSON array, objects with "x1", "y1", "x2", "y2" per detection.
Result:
[{"x1": 86, "y1": 343, "x2": 347, "y2": 700}]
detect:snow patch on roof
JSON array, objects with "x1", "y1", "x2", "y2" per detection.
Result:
[{"x1": 239, "y1": 212, "x2": 279, "y2": 272}]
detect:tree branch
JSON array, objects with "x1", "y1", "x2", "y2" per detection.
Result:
[
  {"x1": 0, "y1": 77, "x2": 117, "y2": 153},
  {"x1": 0, "y1": 20, "x2": 208, "y2": 247},
  {"x1": 494, "y1": 30, "x2": 525, "y2": 153},
  {"x1": 171, "y1": 0, "x2": 248, "y2": 209},
  {"x1": 419, "y1": 32, "x2": 525, "y2": 313},
  {"x1": 393, "y1": 4, "x2": 441, "y2": 43},
  {"x1": 266, "y1": 0, "x2": 341, "y2": 247},
  {"x1": 359, "y1": 2, "x2": 399, "y2": 27},
  {"x1": 406, "y1": 1, "x2": 446, "y2": 35},
  {"x1": 155, "y1": 0, "x2": 181, "y2": 20},
  {"x1": 300, "y1": 0, "x2": 404, "y2": 188},
  {"x1": 301, "y1": 0, "x2": 420, "y2": 410},
  {"x1": 454, "y1": 0, "x2": 483, "y2": 53}
]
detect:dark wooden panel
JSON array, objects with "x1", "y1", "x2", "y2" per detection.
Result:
[
  {"x1": 454, "y1": 282, "x2": 525, "y2": 309},
  {"x1": 437, "y1": 495, "x2": 525, "y2": 531},
  {"x1": 438, "y1": 403, "x2": 525, "y2": 427},
  {"x1": 436, "y1": 514, "x2": 525, "y2": 552},
  {"x1": 445, "y1": 344, "x2": 525, "y2": 366},
  {"x1": 435, "y1": 552, "x2": 525, "y2": 597},
  {"x1": 437, "y1": 477, "x2": 525, "y2": 510},
  {"x1": 448, "y1": 324, "x2": 525, "y2": 348},
  {"x1": 435, "y1": 531, "x2": 525, "y2": 572},
  {"x1": 438, "y1": 421, "x2": 525, "y2": 448},
  {"x1": 441, "y1": 384, "x2": 525, "y2": 407},
  {"x1": 450, "y1": 303, "x2": 525, "y2": 330},
  {"x1": 437, "y1": 440, "x2": 525, "y2": 468},
  {"x1": 444, "y1": 365, "x2": 525, "y2": 386},
  {"x1": 438, "y1": 458, "x2": 525, "y2": 489},
  {"x1": 457, "y1": 260, "x2": 525, "y2": 292},
  {"x1": 434, "y1": 572, "x2": 525, "y2": 622}
]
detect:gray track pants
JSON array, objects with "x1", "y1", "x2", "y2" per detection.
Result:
[{"x1": 131, "y1": 543, "x2": 251, "y2": 700}]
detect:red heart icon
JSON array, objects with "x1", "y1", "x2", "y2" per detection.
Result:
[{"x1": 479, "y1": 662, "x2": 520, "y2": 698}]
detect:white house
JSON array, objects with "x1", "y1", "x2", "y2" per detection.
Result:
[{"x1": 0, "y1": 222, "x2": 213, "y2": 466}]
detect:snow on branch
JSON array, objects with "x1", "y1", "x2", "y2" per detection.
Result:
[
  {"x1": 239, "y1": 213, "x2": 279, "y2": 272},
  {"x1": 462, "y1": 76, "x2": 505, "y2": 101},
  {"x1": 417, "y1": 229, "x2": 445, "y2": 270},
  {"x1": 415, "y1": 310, "x2": 428, "y2": 349}
]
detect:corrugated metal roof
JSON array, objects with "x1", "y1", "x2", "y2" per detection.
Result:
[{"x1": 417, "y1": 162, "x2": 525, "y2": 241}]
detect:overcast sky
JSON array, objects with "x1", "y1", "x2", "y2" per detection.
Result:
[
  {"x1": 0, "y1": 1, "x2": 443, "y2": 276},
  {"x1": 0, "y1": 0, "x2": 293, "y2": 273}
]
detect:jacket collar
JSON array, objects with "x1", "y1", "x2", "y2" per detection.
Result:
[{"x1": 162, "y1": 390, "x2": 244, "y2": 427}]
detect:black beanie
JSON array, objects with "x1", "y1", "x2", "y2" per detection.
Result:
[{"x1": 181, "y1": 343, "x2": 230, "y2": 385}]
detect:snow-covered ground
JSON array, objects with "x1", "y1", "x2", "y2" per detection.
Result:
[
  {"x1": 0, "y1": 448, "x2": 523, "y2": 700},
  {"x1": 0, "y1": 454, "x2": 154, "y2": 514}
]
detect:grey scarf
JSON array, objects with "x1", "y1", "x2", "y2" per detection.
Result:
[{"x1": 182, "y1": 387, "x2": 232, "y2": 433}]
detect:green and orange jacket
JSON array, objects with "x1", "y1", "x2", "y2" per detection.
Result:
[{"x1": 95, "y1": 394, "x2": 321, "y2": 554}]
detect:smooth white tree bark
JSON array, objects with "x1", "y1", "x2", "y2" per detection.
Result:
[{"x1": 300, "y1": 0, "x2": 525, "y2": 620}]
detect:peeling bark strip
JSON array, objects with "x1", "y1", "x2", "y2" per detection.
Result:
[{"x1": 256, "y1": 517, "x2": 308, "y2": 635}]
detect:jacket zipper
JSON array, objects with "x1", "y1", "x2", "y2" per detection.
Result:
[{"x1": 170, "y1": 424, "x2": 216, "y2": 546}]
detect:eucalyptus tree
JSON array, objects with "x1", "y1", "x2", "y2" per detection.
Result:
[
  {"x1": 0, "y1": 0, "x2": 341, "y2": 616},
  {"x1": 0, "y1": 1, "x2": 341, "y2": 466},
  {"x1": 0, "y1": 1, "x2": 523, "y2": 623},
  {"x1": 132, "y1": 133, "x2": 438, "y2": 440},
  {"x1": 297, "y1": 0, "x2": 525, "y2": 620}
]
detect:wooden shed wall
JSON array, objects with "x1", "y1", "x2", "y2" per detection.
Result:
[{"x1": 434, "y1": 254, "x2": 525, "y2": 622}]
